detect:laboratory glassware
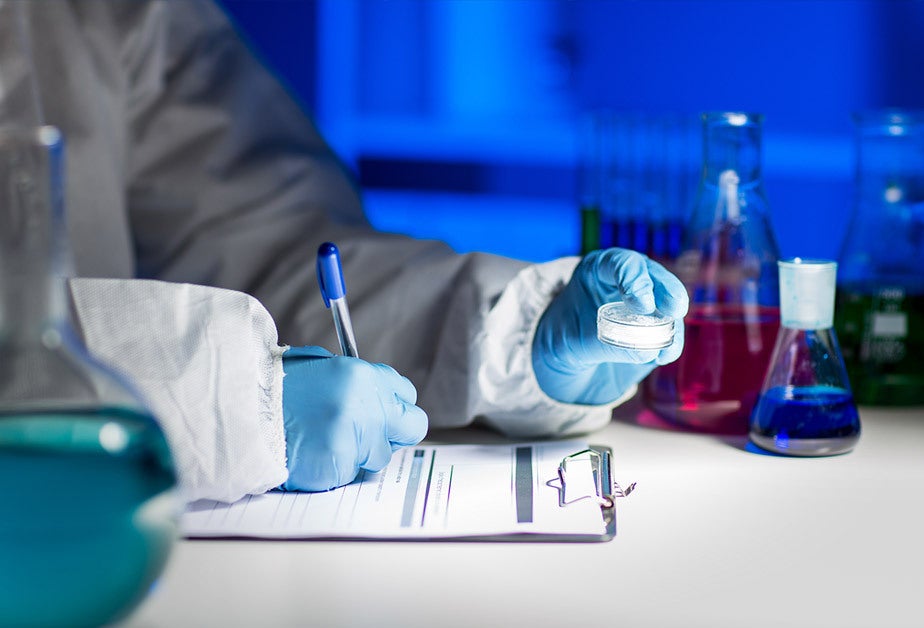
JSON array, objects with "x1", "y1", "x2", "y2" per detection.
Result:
[
  {"x1": 597, "y1": 302, "x2": 674, "y2": 350},
  {"x1": 578, "y1": 111, "x2": 696, "y2": 262},
  {"x1": 578, "y1": 111, "x2": 605, "y2": 255},
  {"x1": 750, "y1": 259, "x2": 860, "y2": 456},
  {"x1": 643, "y1": 112, "x2": 781, "y2": 434},
  {"x1": 834, "y1": 110, "x2": 924, "y2": 405},
  {"x1": 0, "y1": 126, "x2": 179, "y2": 626}
]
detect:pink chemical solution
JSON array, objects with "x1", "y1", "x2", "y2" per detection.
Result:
[{"x1": 643, "y1": 304, "x2": 780, "y2": 434}]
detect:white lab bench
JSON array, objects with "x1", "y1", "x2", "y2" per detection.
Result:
[{"x1": 122, "y1": 400, "x2": 924, "y2": 628}]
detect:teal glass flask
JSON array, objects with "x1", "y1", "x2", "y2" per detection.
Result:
[
  {"x1": 835, "y1": 110, "x2": 924, "y2": 405},
  {"x1": 643, "y1": 112, "x2": 781, "y2": 434},
  {"x1": 0, "y1": 126, "x2": 179, "y2": 626},
  {"x1": 750, "y1": 259, "x2": 861, "y2": 456}
]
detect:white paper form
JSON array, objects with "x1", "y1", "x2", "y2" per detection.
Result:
[{"x1": 182, "y1": 440, "x2": 610, "y2": 540}]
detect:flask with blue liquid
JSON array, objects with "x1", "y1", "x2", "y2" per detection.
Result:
[{"x1": 749, "y1": 259, "x2": 861, "y2": 456}]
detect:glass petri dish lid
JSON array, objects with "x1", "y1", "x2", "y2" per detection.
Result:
[{"x1": 596, "y1": 302, "x2": 674, "y2": 350}]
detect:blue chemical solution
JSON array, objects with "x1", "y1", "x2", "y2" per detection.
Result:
[
  {"x1": 749, "y1": 385, "x2": 861, "y2": 456},
  {"x1": 0, "y1": 407, "x2": 178, "y2": 627}
]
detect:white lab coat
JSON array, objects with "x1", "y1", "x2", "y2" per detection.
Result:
[{"x1": 11, "y1": 1, "x2": 627, "y2": 502}]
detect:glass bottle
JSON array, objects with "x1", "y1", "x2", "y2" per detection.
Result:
[
  {"x1": 0, "y1": 126, "x2": 179, "y2": 626},
  {"x1": 834, "y1": 110, "x2": 924, "y2": 405},
  {"x1": 750, "y1": 259, "x2": 861, "y2": 456},
  {"x1": 643, "y1": 112, "x2": 781, "y2": 434}
]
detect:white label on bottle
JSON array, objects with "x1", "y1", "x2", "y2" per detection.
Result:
[{"x1": 872, "y1": 312, "x2": 907, "y2": 337}]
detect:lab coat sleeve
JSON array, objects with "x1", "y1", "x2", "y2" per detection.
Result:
[
  {"x1": 68, "y1": 277, "x2": 288, "y2": 504},
  {"x1": 125, "y1": 0, "x2": 369, "y2": 291},
  {"x1": 117, "y1": 1, "x2": 628, "y2": 443}
]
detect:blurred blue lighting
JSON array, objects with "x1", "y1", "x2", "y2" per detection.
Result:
[{"x1": 221, "y1": 0, "x2": 924, "y2": 263}]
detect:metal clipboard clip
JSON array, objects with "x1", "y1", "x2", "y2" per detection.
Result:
[{"x1": 546, "y1": 447, "x2": 636, "y2": 510}]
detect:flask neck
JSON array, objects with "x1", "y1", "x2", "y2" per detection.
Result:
[
  {"x1": 701, "y1": 112, "x2": 764, "y2": 186},
  {"x1": 677, "y1": 113, "x2": 779, "y2": 307},
  {"x1": 0, "y1": 126, "x2": 70, "y2": 347},
  {"x1": 839, "y1": 111, "x2": 924, "y2": 283},
  {"x1": 853, "y1": 111, "x2": 924, "y2": 195}
]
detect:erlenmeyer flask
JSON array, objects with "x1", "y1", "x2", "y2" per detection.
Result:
[
  {"x1": 835, "y1": 110, "x2": 924, "y2": 405},
  {"x1": 0, "y1": 126, "x2": 178, "y2": 626},
  {"x1": 643, "y1": 112, "x2": 781, "y2": 434},
  {"x1": 750, "y1": 259, "x2": 860, "y2": 455}
]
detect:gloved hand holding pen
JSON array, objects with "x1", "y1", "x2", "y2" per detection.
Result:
[
  {"x1": 532, "y1": 248, "x2": 689, "y2": 405},
  {"x1": 280, "y1": 346, "x2": 428, "y2": 492},
  {"x1": 280, "y1": 242, "x2": 427, "y2": 492}
]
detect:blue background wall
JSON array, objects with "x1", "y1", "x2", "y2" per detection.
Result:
[{"x1": 219, "y1": 0, "x2": 924, "y2": 263}]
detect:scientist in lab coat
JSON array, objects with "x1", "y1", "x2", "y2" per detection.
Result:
[{"x1": 2, "y1": 1, "x2": 687, "y2": 503}]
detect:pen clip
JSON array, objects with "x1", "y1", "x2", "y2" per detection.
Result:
[{"x1": 316, "y1": 241, "x2": 346, "y2": 309}]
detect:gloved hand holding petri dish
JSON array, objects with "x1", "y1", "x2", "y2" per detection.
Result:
[
  {"x1": 596, "y1": 302, "x2": 675, "y2": 350},
  {"x1": 532, "y1": 248, "x2": 688, "y2": 406}
]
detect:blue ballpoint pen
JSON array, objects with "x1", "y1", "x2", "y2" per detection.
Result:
[{"x1": 316, "y1": 242, "x2": 359, "y2": 358}]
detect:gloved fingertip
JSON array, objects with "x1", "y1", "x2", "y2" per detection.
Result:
[
  {"x1": 283, "y1": 345, "x2": 336, "y2": 361},
  {"x1": 621, "y1": 291, "x2": 656, "y2": 314},
  {"x1": 656, "y1": 332, "x2": 685, "y2": 365},
  {"x1": 362, "y1": 458, "x2": 389, "y2": 474},
  {"x1": 646, "y1": 260, "x2": 690, "y2": 319},
  {"x1": 372, "y1": 363, "x2": 419, "y2": 404},
  {"x1": 658, "y1": 291, "x2": 690, "y2": 319},
  {"x1": 655, "y1": 347, "x2": 680, "y2": 366},
  {"x1": 362, "y1": 440, "x2": 396, "y2": 474},
  {"x1": 629, "y1": 348, "x2": 661, "y2": 364}
]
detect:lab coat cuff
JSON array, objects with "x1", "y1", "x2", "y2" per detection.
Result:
[
  {"x1": 69, "y1": 278, "x2": 290, "y2": 503},
  {"x1": 263, "y1": 344, "x2": 289, "y2": 486},
  {"x1": 476, "y1": 257, "x2": 624, "y2": 438}
]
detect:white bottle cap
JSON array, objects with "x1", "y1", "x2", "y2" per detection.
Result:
[
  {"x1": 778, "y1": 258, "x2": 837, "y2": 329},
  {"x1": 597, "y1": 302, "x2": 675, "y2": 350}
]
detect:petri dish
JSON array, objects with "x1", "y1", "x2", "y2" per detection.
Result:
[{"x1": 596, "y1": 302, "x2": 674, "y2": 350}]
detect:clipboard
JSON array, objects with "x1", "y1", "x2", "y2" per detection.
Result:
[
  {"x1": 182, "y1": 441, "x2": 634, "y2": 543},
  {"x1": 542, "y1": 445, "x2": 635, "y2": 543}
]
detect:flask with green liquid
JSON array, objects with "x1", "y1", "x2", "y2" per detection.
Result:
[{"x1": 835, "y1": 110, "x2": 924, "y2": 406}]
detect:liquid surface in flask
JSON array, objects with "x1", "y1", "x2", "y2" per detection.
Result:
[
  {"x1": 644, "y1": 303, "x2": 779, "y2": 434},
  {"x1": 749, "y1": 385, "x2": 861, "y2": 456},
  {"x1": 0, "y1": 407, "x2": 178, "y2": 627}
]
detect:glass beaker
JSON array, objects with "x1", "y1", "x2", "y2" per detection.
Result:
[
  {"x1": 834, "y1": 110, "x2": 924, "y2": 405},
  {"x1": 750, "y1": 259, "x2": 861, "y2": 456},
  {"x1": 0, "y1": 126, "x2": 179, "y2": 626},
  {"x1": 643, "y1": 112, "x2": 781, "y2": 434}
]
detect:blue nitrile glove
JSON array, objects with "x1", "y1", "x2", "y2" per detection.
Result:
[
  {"x1": 281, "y1": 346, "x2": 428, "y2": 492},
  {"x1": 532, "y1": 248, "x2": 689, "y2": 405}
]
